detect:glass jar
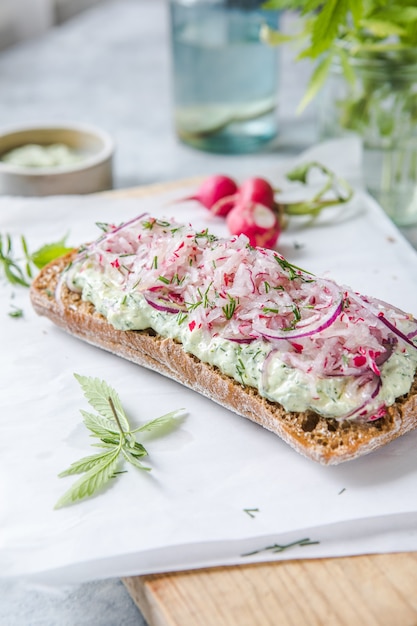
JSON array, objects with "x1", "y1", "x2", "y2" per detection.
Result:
[
  {"x1": 169, "y1": 0, "x2": 281, "y2": 154},
  {"x1": 318, "y1": 50, "x2": 417, "y2": 226}
]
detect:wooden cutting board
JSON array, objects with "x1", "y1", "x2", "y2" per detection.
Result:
[
  {"x1": 123, "y1": 553, "x2": 417, "y2": 626},
  {"x1": 110, "y1": 182, "x2": 417, "y2": 626}
]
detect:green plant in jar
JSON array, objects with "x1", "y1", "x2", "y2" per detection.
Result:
[{"x1": 261, "y1": 1, "x2": 417, "y2": 225}]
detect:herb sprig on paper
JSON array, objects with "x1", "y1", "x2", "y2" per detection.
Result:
[
  {"x1": 0, "y1": 232, "x2": 73, "y2": 288},
  {"x1": 242, "y1": 537, "x2": 319, "y2": 557},
  {"x1": 0, "y1": 234, "x2": 31, "y2": 287},
  {"x1": 55, "y1": 374, "x2": 185, "y2": 509}
]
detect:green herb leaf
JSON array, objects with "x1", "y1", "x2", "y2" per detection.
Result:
[
  {"x1": 263, "y1": 0, "x2": 417, "y2": 117},
  {"x1": 286, "y1": 163, "x2": 312, "y2": 184},
  {"x1": 336, "y1": 47, "x2": 356, "y2": 87},
  {"x1": 30, "y1": 236, "x2": 73, "y2": 269},
  {"x1": 55, "y1": 375, "x2": 185, "y2": 508},
  {"x1": 133, "y1": 409, "x2": 186, "y2": 436},
  {"x1": 259, "y1": 24, "x2": 294, "y2": 46},
  {"x1": 309, "y1": 0, "x2": 349, "y2": 58},
  {"x1": 347, "y1": 0, "x2": 363, "y2": 29},
  {"x1": 58, "y1": 449, "x2": 119, "y2": 477},
  {"x1": 0, "y1": 234, "x2": 30, "y2": 287},
  {"x1": 1, "y1": 232, "x2": 73, "y2": 287},
  {"x1": 74, "y1": 373, "x2": 130, "y2": 432},
  {"x1": 55, "y1": 450, "x2": 120, "y2": 509},
  {"x1": 80, "y1": 409, "x2": 121, "y2": 439},
  {"x1": 8, "y1": 305, "x2": 24, "y2": 319},
  {"x1": 121, "y1": 449, "x2": 151, "y2": 471},
  {"x1": 296, "y1": 53, "x2": 334, "y2": 113}
]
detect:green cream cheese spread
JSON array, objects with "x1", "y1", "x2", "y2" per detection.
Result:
[{"x1": 67, "y1": 256, "x2": 417, "y2": 421}]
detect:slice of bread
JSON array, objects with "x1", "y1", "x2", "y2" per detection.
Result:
[{"x1": 30, "y1": 252, "x2": 417, "y2": 465}]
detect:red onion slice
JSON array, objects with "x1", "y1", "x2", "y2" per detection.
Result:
[
  {"x1": 225, "y1": 336, "x2": 256, "y2": 344},
  {"x1": 144, "y1": 294, "x2": 184, "y2": 314},
  {"x1": 377, "y1": 313, "x2": 417, "y2": 351},
  {"x1": 254, "y1": 298, "x2": 343, "y2": 341},
  {"x1": 356, "y1": 293, "x2": 417, "y2": 349},
  {"x1": 338, "y1": 374, "x2": 383, "y2": 421}
]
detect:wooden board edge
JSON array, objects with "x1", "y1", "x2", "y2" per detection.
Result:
[{"x1": 122, "y1": 553, "x2": 417, "y2": 626}]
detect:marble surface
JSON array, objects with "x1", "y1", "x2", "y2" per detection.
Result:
[{"x1": 0, "y1": 578, "x2": 143, "y2": 626}]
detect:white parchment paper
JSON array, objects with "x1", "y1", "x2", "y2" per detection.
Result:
[{"x1": 1, "y1": 140, "x2": 417, "y2": 584}]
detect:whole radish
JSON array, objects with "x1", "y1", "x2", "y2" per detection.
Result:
[
  {"x1": 237, "y1": 177, "x2": 276, "y2": 210},
  {"x1": 226, "y1": 201, "x2": 281, "y2": 249},
  {"x1": 184, "y1": 174, "x2": 238, "y2": 216}
]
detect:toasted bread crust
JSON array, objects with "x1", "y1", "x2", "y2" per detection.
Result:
[{"x1": 30, "y1": 252, "x2": 417, "y2": 465}]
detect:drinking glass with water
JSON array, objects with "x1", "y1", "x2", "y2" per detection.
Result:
[{"x1": 169, "y1": 0, "x2": 281, "y2": 154}]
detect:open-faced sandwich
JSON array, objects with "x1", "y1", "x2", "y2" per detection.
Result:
[{"x1": 30, "y1": 214, "x2": 417, "y2": 464}]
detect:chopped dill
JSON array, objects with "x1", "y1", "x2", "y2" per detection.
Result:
[
  {"x1": 194, "y1": 228, "x2": 218, "y2": 244},
  {"x1": 8, "y1": 305, "x2": 24, "y2": 318},
  {"x1": 176, "y1": 311, "x2": 188, "y2": 325},
  {"x1": 222, "y1": 295, "x2": 237, "y2": 320},
  {"x1": 143, "y1": 218, "x2": 172, "y2": 230},
  {"x1": 242, "y1": 537, "x2": 319, "y2": 557},
  {"x1": 292, "y1": 304, "x2": 301, "y2": 323},
  {"x1": 172, "y1": 273, "x2": 185, "y2": 286},
  {"x1": 95, "y1": 221, "x2": 112, "y2": 232},
  {"x1": 186, "y1": 300, "x2": 202, "y2": 312},
  {"x1": 202, "y1": 282, "x2": 213, "y2": 308},
  {"x1": 274, "y1": 255, "x2": 313, "y2": 281},
  {"x1": 236, "y1": 358, "x2": 246, "y2": 384}
]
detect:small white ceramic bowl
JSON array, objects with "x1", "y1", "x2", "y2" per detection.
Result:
[{"x1": 0, "y1": 122, "x2": 114, "y2": 196}]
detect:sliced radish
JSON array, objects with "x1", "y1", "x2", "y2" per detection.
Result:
[{"x1": 226, "y1": 201, "x2": 280, "y2": 248}]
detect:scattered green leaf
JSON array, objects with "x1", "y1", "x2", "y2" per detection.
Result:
[
  {"x1": 0, "y1": 234, "x2": 30, "y2": 287},
  {"x1": 0, "y1": 232, "x2": 73, "y2": 287},
  {"x1": 242, "y1": 537, "x2": 320, "y2": 557},
  {"x1": 30, "y1": 236, "x2": 73, "y2": 269},
  {"x1": 55, "y1": 374, "x2": 186, "y2": 509},
  {"x1": 8, "y1": 305, "x2": 24, "y2": 319}
]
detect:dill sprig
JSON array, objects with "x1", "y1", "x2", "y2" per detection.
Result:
[
  {"x1": 242, "y1": 537, "x2": 319, "y2": 557},
  {"x1": 0, "y1": 232, "x2": 73, "y2": 288},
  {"x1": 222, "y1": 294, "x2": 237, "y2": 320}
]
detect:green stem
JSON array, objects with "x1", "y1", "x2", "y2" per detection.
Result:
[{"x1": 108, "y1": 396, "x2": 129, "y2": 446}]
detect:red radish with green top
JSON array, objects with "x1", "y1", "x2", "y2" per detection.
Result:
[{"x1": 183, "y1": 174, "x2": 238, "y2": 216}]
